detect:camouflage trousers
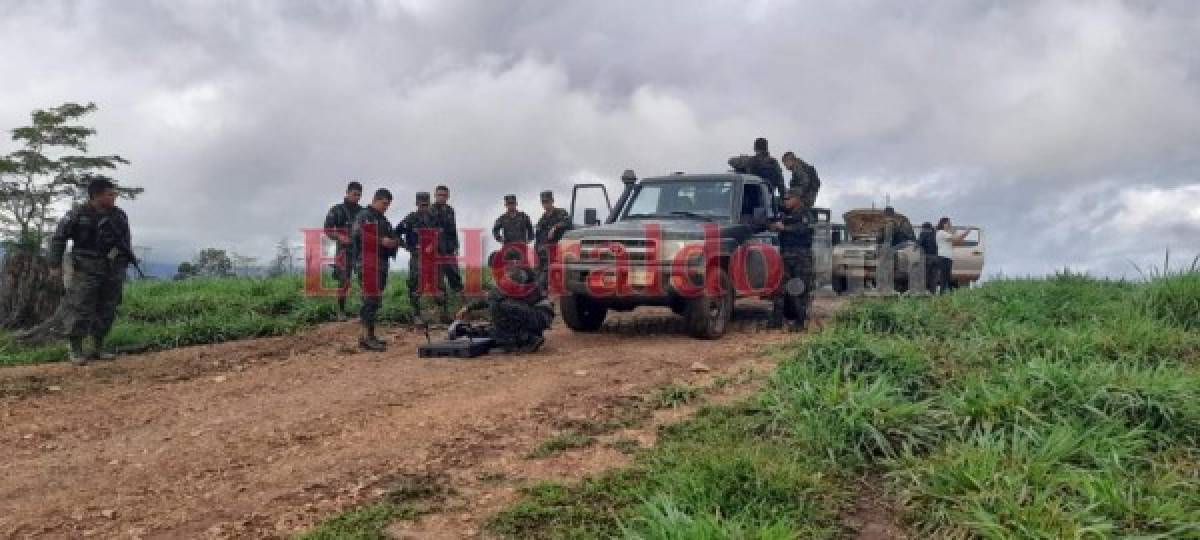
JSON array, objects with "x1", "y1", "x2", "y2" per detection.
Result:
[
  {"x1": 773, "y1": 250, "x2": 813, "y2": 323},
  {"x1": 357, "y1": 263, "x2": 389, "y2": 325},
  {"x1": 489, "y1": 299, "x2": 552, "y2": 352},
  {"x1": 64, "y1": 255, "x2": 127, "y2": 339}
]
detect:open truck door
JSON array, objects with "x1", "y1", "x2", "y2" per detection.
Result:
[{"x1": 569, "y1": 183, "x2": 612, "y2": 228}]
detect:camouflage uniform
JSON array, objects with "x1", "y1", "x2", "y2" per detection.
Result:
[
  {"x1": 787, "y1": 159, "x2": 822, "y2": 209},
  {"x1": 492, "y1": 199, "x2": 534, "y2": 261},
  {"x1": 49, "y1": 204, "x2": 132, "y2": 354},
  {"x1": 772, "y1": 204, "x2": 814, "y2": 329},
  {"x1": 535, "y1": 192, "x2": 571, "y2": 288},
  {"x1": 429, "y1": 201, "x2": 463, "y2": 295},
  {"x1": 462, "y1": 270, "x2": 554, "y2": 352},
  {"x1": 351, "y1": 205, "x2": 400, "y2": 330},
  {"x1": 401, "y1": 198, "x2": 440, "y2": 316},
  {"x1": 323, "y1": 198, "x2": 362, "y2": 312}
]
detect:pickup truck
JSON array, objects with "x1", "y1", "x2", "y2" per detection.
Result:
[{"x1": 554, "y1": 171, "x2": 791, "y2": 339}]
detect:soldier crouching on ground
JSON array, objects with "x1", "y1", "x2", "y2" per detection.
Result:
[
  {"x1": 324, "y1": 180, "x2": 363, "y2": 320},
  {"x1": 48, "y1": 176, "x2": 133, "y2": 365},
  {"x1": 455, "y1": 263, "x2": 554, "y2": 353},
  {"x1": 352, "y1": 188, "x2": 402, "y2": 351},
  {"x1": 767, "y1": 188, "x2": 814, "y2": 331}
]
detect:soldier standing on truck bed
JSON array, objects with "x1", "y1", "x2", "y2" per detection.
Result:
[
  {"x1": 535, "y1": 190, "x2": 571, "y2": 290},
  {"x1": 767, "y1": 188, "x2": 815, "y2": 331},
  {"x1": 48, "y1": 176, "x2": 134, "y2": 365},
  {"x1": 401, "y1": 192, "x2": 439, "y2": 323},
  {"x1": 782, "y1": 151, "x2": 821, "y2": 209},
  {"x1": 323, "y1": 181, "x2": 363, "y2": 320},
  {"x1": 493, "y1": 194, "x2": 534, "y2": 261},
  {"x1": 352, "y1": 188, "x2": 401, "y2": 351},
  {"x1": 430, "y1": 185, "x2": 462, "y2": 321}
]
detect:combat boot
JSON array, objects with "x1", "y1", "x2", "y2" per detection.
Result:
[
  {"x1": 90, "y1": 336, "x2": 116, "y2": 361},
  {"x1": 68, "y1": 337, "x2": 88, "y2": 366},
  {"x1": 358, "y1": 337, "x2": 387, "y2": 351}
]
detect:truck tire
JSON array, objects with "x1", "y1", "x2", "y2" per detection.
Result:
[
  {"x1": 560, "y1": 293, "x2": 607, "y2": 331},
  {"x1": 683, "y1": 268, "x2": 734, "y2": 339}
]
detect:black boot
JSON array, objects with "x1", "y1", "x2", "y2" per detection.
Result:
[
  {"x1": 68, "y1": 337, "x2": 88, "y2": 366},
  {"x1": 359, "y1": 321, "x2": 387, "y2": 351},
  {"x1": 90, "y1": 335, "x2": 116, "y2": 361}
]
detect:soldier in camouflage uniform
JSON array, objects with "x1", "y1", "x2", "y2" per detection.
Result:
[
  {"x1": 492, "y1": 194, "x2": 534, "y2": 262},
  {"x1": 782, "y1": 151, "x2": 821, "y2": 209},
  {"x1": 456, "y1": 265, "x2": 554, "y2": 353},
  {"x1": 48, "y1": 177, "x2": 133, "y2": 365},
  {"x1": 430, "y1": 185, "x2": 462, "y2": 320},
  {"x1": 401, "y1": 192, "x2": 439, "y2": 322},
  {"x1": 767, "y1": 188, "x2": 814, "y2": 331},
  {"x1": 534, "y1": 190, "x2": 571, "y2": 290},
  {"x1": 323, "y1": 181, "x2": 363, "y2": 319},
  {"x1": 351, "y1": 188, "x2": 401, "y2": 351}
]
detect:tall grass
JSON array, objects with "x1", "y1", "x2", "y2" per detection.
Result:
[
  {"x1": 0, "y1": 274, "x2": 421, "y2": 366},
  {"x1": 489, "y1": 267, "x2": 1200, "y2": 538}
]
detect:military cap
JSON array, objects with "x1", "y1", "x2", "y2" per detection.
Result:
[
  {"x1": 374, "y1": 188, "x2": 393, "y2": 201},
  {"x1": 784, "y1": 188, "x2": 804, "y2": 199},
  {"x1": 539, "y1": 190, "x2": 554, "y2": 202},
  {"x1": 504, "y1": 194, "x2": 517, "y2": 204},
  {"x1": 347, "y1": 181, "x2": 363, "y2": 192},
  {"x1": 416, "y1": 191, "x2": 431, "y2": 203}
]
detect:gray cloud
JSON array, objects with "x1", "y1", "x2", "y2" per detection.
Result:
[{"x1": 1, "y1": 0, "x2": 1197, "y2": 277}]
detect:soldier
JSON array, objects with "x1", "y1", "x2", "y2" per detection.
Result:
[
  {"x1": 323, "y1": 181, "x2": 363, "y2": 319},
  {"x1": 351, "y1": 188, "x2": 401, "y2": 351},
  {"x1": 492, "y1": 194, "x2": 534, "y2": 261},
  {"x1": 48, "y1": 176, "x2": 133, "y2": 365},
  {"x1": 534, "y1": 190, "x2": 570, "y2": 290},
  {"x1": 737, "y1": 137, "x2": 785, "y2": 201},
  {"x1": 767, "y1": 188, "x2": 814, "y2": 331},
  {"x1": 781, "y1": 151, "x2": 821, "y2": 209},
  {"x1": 401, "y1": 192, "x2": 439, "y2": 323},
  {"x1": 455, "y1": 264, "x2": 554, "y2": 353},
  {"x1": 430, "y1": 185, "x2": 463, "y2": 319}
]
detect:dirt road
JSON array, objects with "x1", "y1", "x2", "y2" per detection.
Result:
[{"x1": 0, "y1": 301, "x2": 838, "y2": 539}]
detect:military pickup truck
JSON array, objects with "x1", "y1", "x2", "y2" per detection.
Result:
[
  {"x1": 555, "y1": 172, "x2": 985, "y2": 338},
  {"x1": 554, "y1": 171, "x2": 798, "y2": 339}
]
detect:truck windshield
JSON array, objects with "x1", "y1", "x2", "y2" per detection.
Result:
[{"x1": 622, "y1": 181, "x2": 733, "y2": 220}]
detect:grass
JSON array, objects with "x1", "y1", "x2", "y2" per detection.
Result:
[
  {"x1": 528, "y1": 432, "x2": 597, "y2": 459},
  {"x1": 487, "y1": 268, "x2": 1200, "y2": 538},
  {"x1": 0, "y1": 272, "x2": 455, "y2": 366}
]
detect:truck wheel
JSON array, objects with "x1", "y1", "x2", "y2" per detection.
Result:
[
  {"x1": 683, "y1": 268, "x2": 733, "y2": 339},
  {"x1": 560, "y1": 294, "x2": 607, "y2": 331}
]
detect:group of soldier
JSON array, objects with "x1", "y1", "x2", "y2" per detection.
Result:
[
  {"x1": 730, "y1": 137, "x2": 823, "y2": 331},
  {"x1": 323, "y1": 182, "x2": 570, "y2": 351},
  {"x1": 43, "y1": 138, "x2": 822, "y2": 364}
]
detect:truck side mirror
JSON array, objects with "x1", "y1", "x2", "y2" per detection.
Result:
[{"x1": 584, "y1": 208, "x2": 599, "y2": 226}]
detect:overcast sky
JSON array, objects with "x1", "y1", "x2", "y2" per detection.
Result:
[{"x1": 2, "y1": 0, "x2": 1197, "y2": 277}]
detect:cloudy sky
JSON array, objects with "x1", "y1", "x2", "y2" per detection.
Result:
[{"x1": 2, "y1": 0, "x2": 1197, "y2": 277}]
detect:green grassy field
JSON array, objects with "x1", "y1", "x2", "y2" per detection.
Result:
[
  {"x1": 0, "y1": 274, "x2": 427, "y2": 366},
  {"x1": 484, "y1": 271, "x2": 1200, "y2": 538}
]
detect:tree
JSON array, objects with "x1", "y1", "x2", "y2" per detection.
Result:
[
  {"x1": 267, "y1": 238, "x2": 297, "y2": 277},
  {"x1": 174, "y1": 261, "x2": 197, "y2": 281},
  {"x1": 0, "y1": 102, "x2": 137, "y2": 251},
  {"x1": 192, "y1": 248, "x2": 234, "y2": 278}
]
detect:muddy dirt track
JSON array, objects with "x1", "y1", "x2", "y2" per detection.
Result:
[{"x1": 0, "y1": 300, "x2": 841, "y2": 539}]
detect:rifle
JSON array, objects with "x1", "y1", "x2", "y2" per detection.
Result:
[{"x1": 99, "y1": 214, "x2": 146, "y2": 279}]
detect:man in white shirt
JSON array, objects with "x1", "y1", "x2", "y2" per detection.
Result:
[{"x1": 935, "y1": 217, "x2": 971, "y2": 293}]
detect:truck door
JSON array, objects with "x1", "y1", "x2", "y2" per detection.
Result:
[
  {"x1": 569, "y1": 183, "x2": 612, "y2": 228},
  {"x1": 951, "y1": 226, "x2": 984, "y2": 286}
]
